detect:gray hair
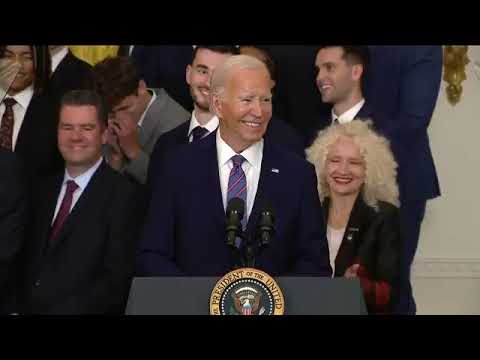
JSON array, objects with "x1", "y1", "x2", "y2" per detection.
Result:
[{"x1": 210, "y1": 54, "x2": 270, "y2": 100}]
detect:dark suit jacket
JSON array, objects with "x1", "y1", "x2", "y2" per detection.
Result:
[
  {"x1": 324, "y1": 196, "x2": 400, "y2": 313},
  {"x1": 14, "y1": 91, "x2": 64, "y2": 182},
  {"x1": 363, "y1": 45, "x2": 442, "y2": 202},
  {"x1": 21, "y1": 161, "x2": 145, "y2": 314},
  {"x1": 139, "y1": 130, "x2": 331, "y2": 277},
  {"x1": 265, "y1": 45, "x2": 331, "y2": 140},
  {"x1": 0, "y1": 149, "x2": 27, "y2": 314},
  {"x1": 131, "y1": 46, "x2": 193, "y2": 112},
  {"x1": 48, "y1": 51, "x2": 93, "y2": 100},
  {"x1": 147, "y1": 115, "x2": 305, "y2": 191}
]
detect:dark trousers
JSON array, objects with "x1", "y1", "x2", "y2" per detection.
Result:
[{"x1": 394, "y1": 199, "x2": 427, "y2": 315}]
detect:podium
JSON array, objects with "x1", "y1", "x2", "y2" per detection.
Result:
[{"x1": 125, "y1": 277, "x2": 367, "y2": 315}]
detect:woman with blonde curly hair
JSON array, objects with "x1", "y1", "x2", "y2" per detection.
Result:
[{"x1": 306, "y1": 120, "x2": 400, "y2": 314}]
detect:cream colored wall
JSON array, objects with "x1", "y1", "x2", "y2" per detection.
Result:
[{"x1": 412, "y1": 45, "x2": 480, "y2": 314}]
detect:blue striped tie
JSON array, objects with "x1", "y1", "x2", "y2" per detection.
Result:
[{"x1": 227, "y1": 155, "x2": 247, "y2": 230}]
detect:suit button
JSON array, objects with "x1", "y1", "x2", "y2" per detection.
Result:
[{"x1": 35, "y1": 280, "x2": 41, "y2": 287}]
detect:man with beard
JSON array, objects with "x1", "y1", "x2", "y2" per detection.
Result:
[{"x1": 147, "y1": 46, "x2": 238, "y2": 189}]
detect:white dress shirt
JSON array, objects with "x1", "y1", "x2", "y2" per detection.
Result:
[
  {"x1": 216, "y1": 129, "x2": 263, "y2": 223},
  {"x1": 50, "y1": 46, "x2": 69, "y2": 73},
  {"x1": 138, "y1": 88, "x2": 157, "y2": 128},
  {"x1": 326, "y1": 225, "x2": 346, "y2": 277},
  {"x1": 51, "y1": 157, "x2": 103, "y2": 224},
  {"x1": 187, "y1": 113, "x2": 219, "y2": 142},
  {"x1": 0, "y1": 85, "x2": 34, "y2": 150},
  {"x1": 331, "y1": 98, "x2": 365, "y2": 124}
]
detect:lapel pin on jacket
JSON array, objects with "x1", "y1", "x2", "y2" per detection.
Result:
[
  {"x1": 271, "y1": 168, "x2": 279, "y2": 173},
  {"x1": 346, "y1": 227, "x2": 359, "y2": 241}
]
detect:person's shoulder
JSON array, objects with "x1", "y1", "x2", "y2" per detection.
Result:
[
  {"x1": 153, "y1": 88, "x2": 190, "y2": 114},
  {"x1": 102, "y1": 163, "x2": 143, "y2": 195},
  {"x1": 157, "y1": 121, "x2": 190, "y2": 144},
  {"x1": 68, "y1": 50, "x2": 92, "y2": 66},
  {"x1": 377, "y1": 201, "x2": 400, "y2": 218}
]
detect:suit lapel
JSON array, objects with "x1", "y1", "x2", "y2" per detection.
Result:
[
  {"x1": 333, "y1": 195, "x2": 371, "y2": 276},
  {"x1": 138, "y1": 90, "x2": 161, "y2": 147},
  {"x1": 356, "y1": 101, "x2": 375, "y2": 120},
  {"x1": 33, "y1": 174, "x2": 64, "y2": 257},
  {"x1": 199, "y1": 131, "x2": 226, "y2": 225},
  {"x1": 247, "y1": 143, "x2": 278, "y2": 233},
  {"x1": 47, "y1": 162, "x2": 109, "y2": 253}
]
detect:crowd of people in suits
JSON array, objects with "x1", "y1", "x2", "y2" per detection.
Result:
[{"x1": 0, "y1": 45, "x2": 442, "y2": 315}]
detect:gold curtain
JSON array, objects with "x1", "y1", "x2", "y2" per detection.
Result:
[{"x1": 68, "y1": 46, "x2": 121, "y2": 66}]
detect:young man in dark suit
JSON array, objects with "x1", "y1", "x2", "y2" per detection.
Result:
[
  {"x1": 311, "y1": 45, "x2": 442, "y2": 314},
  {"x1": 138, "y1": 55, "x2": 331, "y2": 277},
  {"x1": 20, "y1": 90, "x2": 145, "y2": 314},
  {"x1": 0, "y1": 45, "x2": 64, "y2": 180},
  {"x1": 0, "y1": 148, "x2": 27, "y2": 314},
  {"x1": 148, "y1": 45, "x2": 304, "y2": 190}
]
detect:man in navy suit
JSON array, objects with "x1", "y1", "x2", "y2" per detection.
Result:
[
  {"x1": 363, "y1": 46, "x2": 442, "y2": 314},
  {"x1": 138, "y1": 55, "x2": 331, "y2": 277},
  {"x1": 309, "y1": 45, "x2": 442, "y2": 314},
  {"x1": 147, "y1": 46, "x2": 239, "y2": 191},
  {"x1": 0, "y1": 148, "x2": 27, "y2": 314},
  {"x1": 148, "y1": 45, "x2": 304, "y2": 190},
  {"x1": 21, "y1": 90, "x2": 145, "y2": 314}
]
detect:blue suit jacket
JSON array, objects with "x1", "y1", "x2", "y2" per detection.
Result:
[
  {"x1": 138, "y1": 131, "x2": 331, "y2": 277},
  {"x1": 147, "y1": 115, "x2": 305, "y2": 190},
  {"x1": 363, "y1": 46, "x2": 442, "y2": 202}
]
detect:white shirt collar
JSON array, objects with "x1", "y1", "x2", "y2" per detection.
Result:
[
  {"x1": 216, "y1": 128, "x2": 263, "y2": 170},
  {"x1": 188, "y1": 112, "x2": 219, "y2": 137},
  {"x1": 138, "y1": 88, "x2": 156, "y2": 128},
  {"x1": 6, "y1": 85, "x2": 34, "y2": 110},
  {"x1": 51, "y1": 46, "x2": 69, "y2": 73},
  {"x1": 332, "y1": 98, "x2": 365, "y2": 124},
  {"x1": 63, "y1": 157, "x2": 103, "y2": 191}
]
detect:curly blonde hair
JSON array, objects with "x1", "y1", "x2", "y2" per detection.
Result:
[{"x1": 306, "y1": 120, "x2": 400, "y2": 210}]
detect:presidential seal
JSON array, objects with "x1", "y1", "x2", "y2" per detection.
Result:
[{"x1": 210, "y1": 268, "x2": 284, "y2": 315}]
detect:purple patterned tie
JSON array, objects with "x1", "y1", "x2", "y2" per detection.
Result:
[
  {"x1": 0, "y1": 98, "x2": 17, "y2": 150},
  {"x1": 50, "y1": 180, "x2": 79, "y2": 241},
  {"x1": 227, "y1": 155, "x2": 247, "y2": 229}
]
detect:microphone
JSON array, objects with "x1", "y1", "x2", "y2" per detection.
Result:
[
  {"x1": 225, "y1": 197, "x2": 245, "y2": 248},
  {"x1": 256, "y1": 202, "x2": 275, "y2": 248}
]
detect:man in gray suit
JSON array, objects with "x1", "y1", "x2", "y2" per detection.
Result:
[{"x1": 93, "y1": 56, "x2": 189, "y2": 184}]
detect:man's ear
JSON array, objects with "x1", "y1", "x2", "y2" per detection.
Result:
[
  {"x1": 100, "y1": 124, "x2": 108, "y2": 145},
  {"x1": 211, "y1": 92, "x2": 223, "y2": 117},
  {"x1": 186, "y1": 64, "x2": 192, "y2": 85},
  {"x1": 138, "y1": 79, "x2": 147, "y2": 94},
  {"x1": 352, "y1": 64, "x2": 364, "y2": 82}
]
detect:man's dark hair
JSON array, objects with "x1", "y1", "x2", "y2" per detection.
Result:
[
  {"x1": 92, "y1": 56, "x2": 140, "y2": 111},
  {"x1": 191, "y1": 46, "x2": 239, "y2": 64},
  {"x1": 60, "y1": 90, "x2": 108, "y2": 127},
  {"x1": 0, "y1": 45, "x2": 51, "y2": 95},
  {"x1": 317, "y1": 45, "x2": 370, "y2": 80}
]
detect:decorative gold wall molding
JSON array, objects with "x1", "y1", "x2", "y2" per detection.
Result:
[{"x1": 443, "y1": 46, "x2": 470, "y2": 105}]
